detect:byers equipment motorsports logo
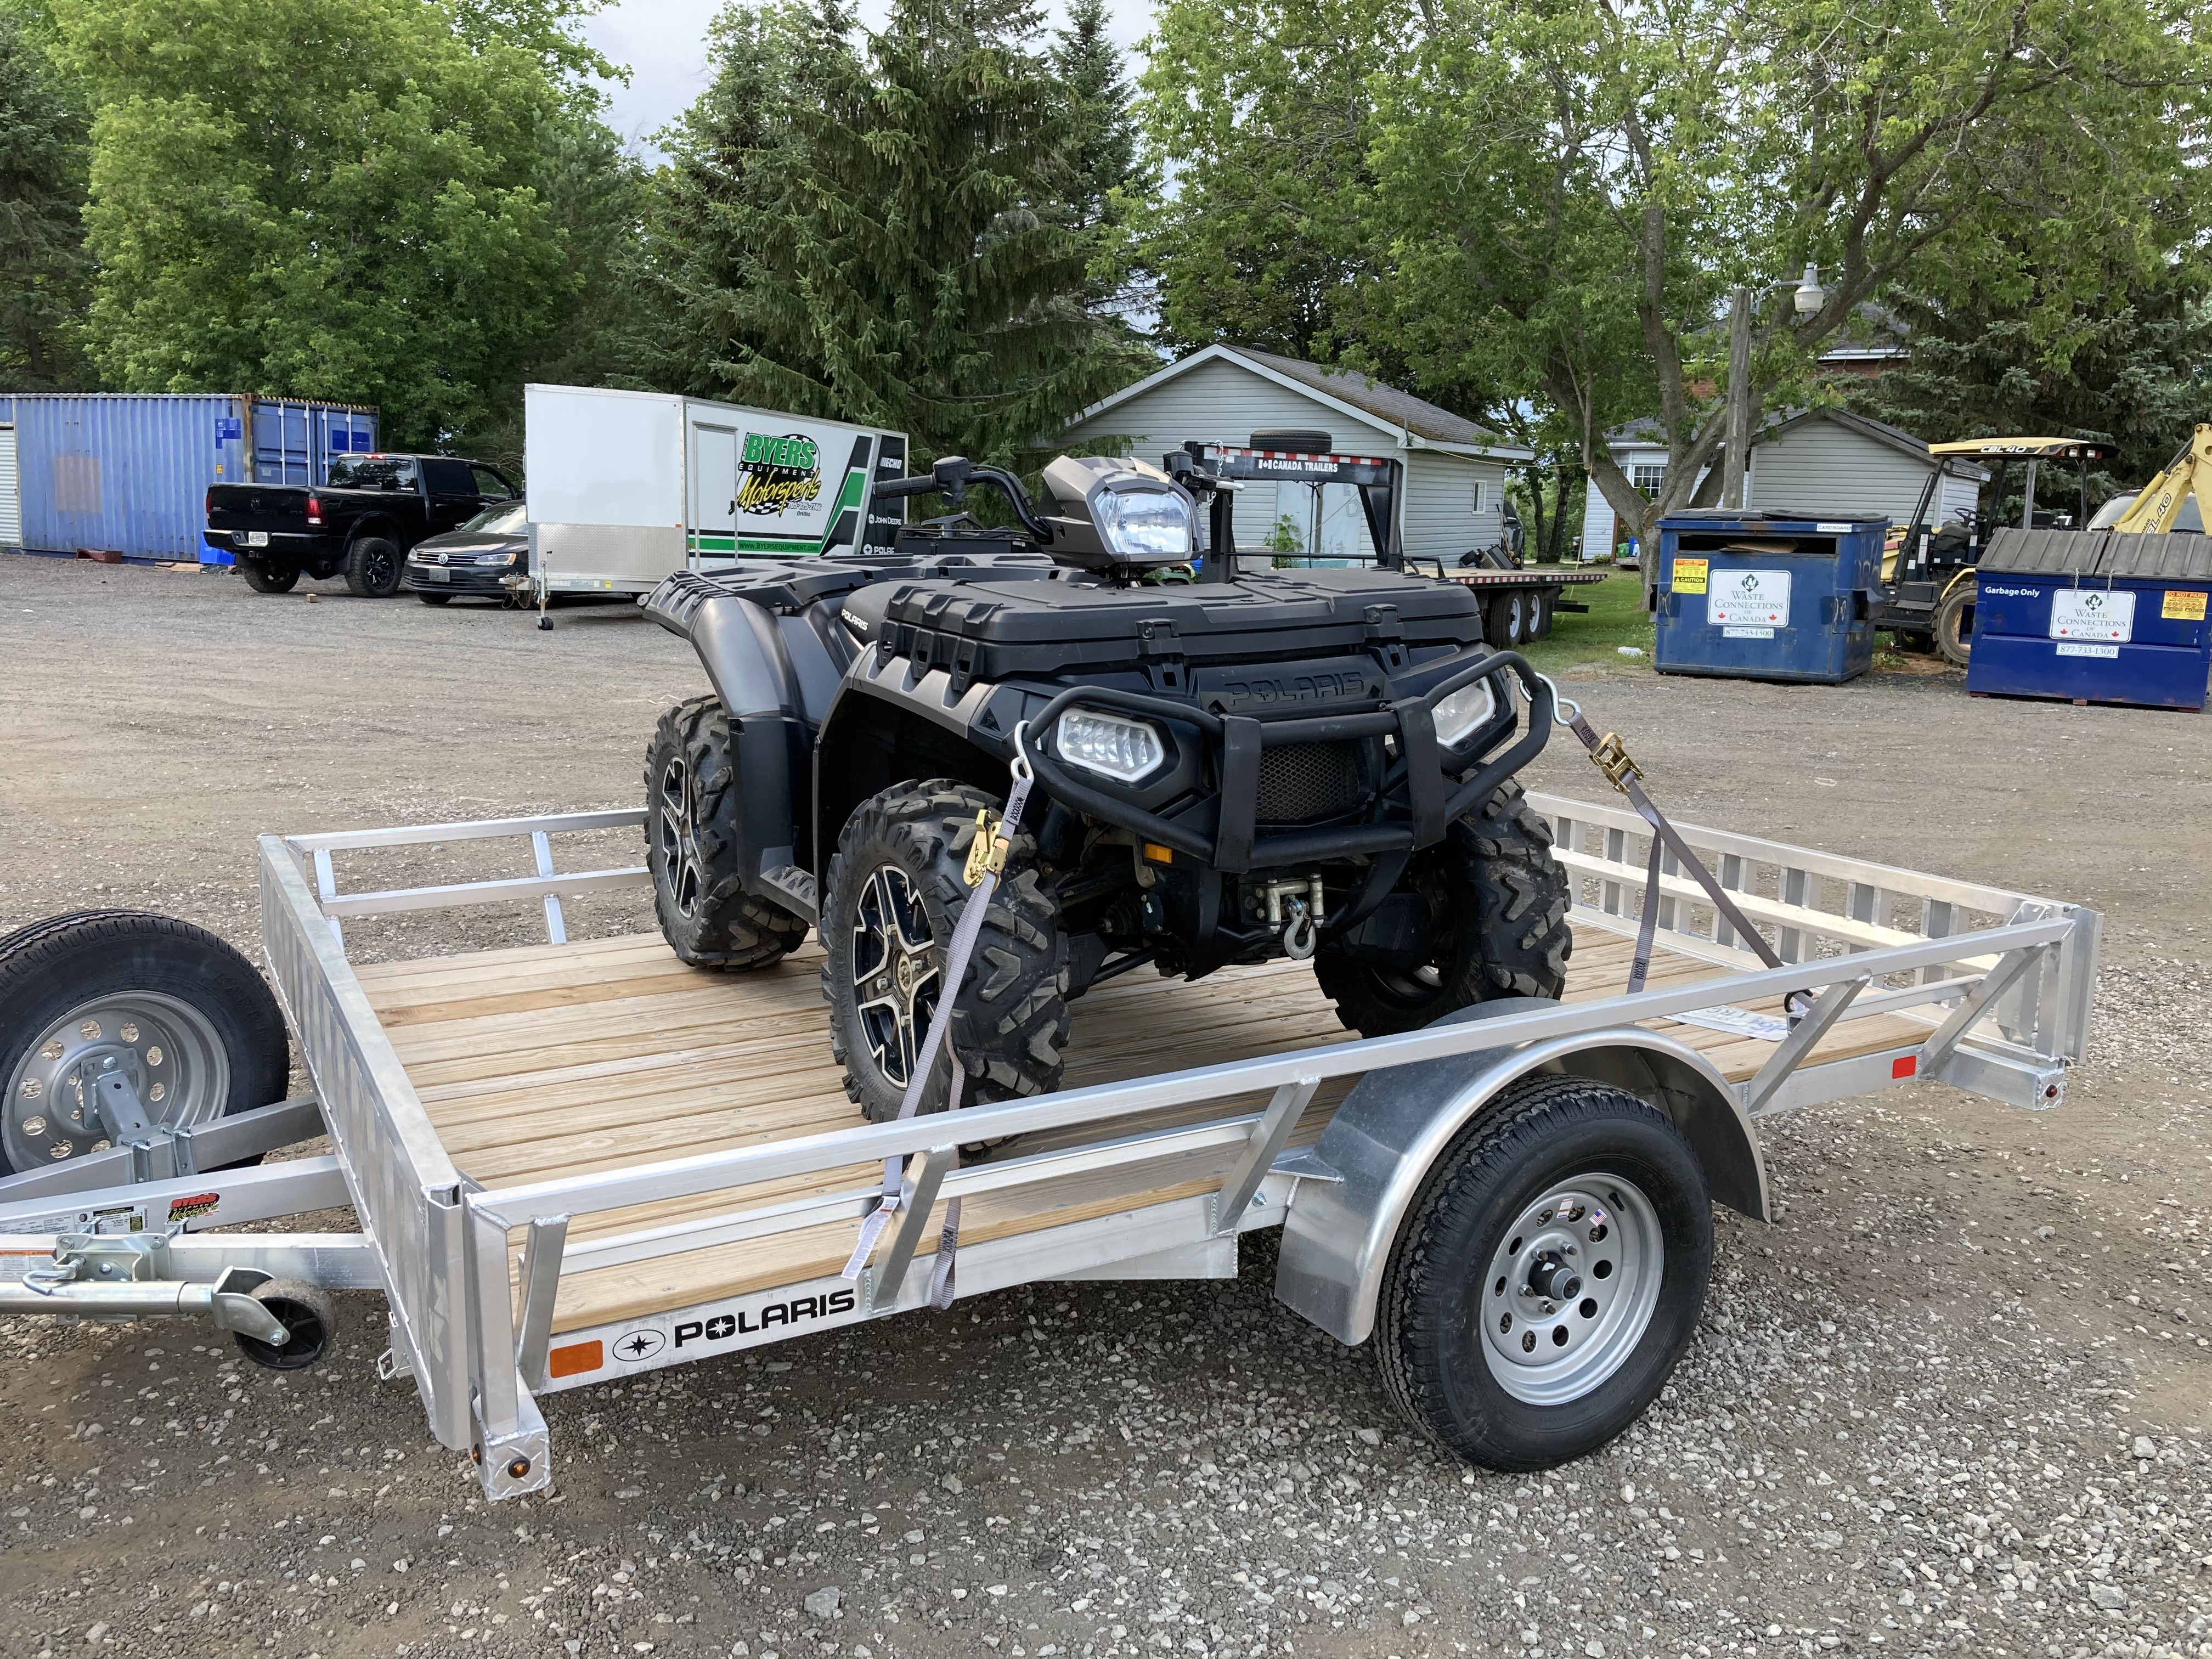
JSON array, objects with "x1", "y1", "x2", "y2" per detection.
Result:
[{"x1": 738, "y1": 432, "x2": 823, "y2": 516}]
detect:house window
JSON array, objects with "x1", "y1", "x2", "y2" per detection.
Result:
[
  {"x1": 1471, "y1": 481, "x2": 1488, "y2": 514},
  {"x1": 1631, "y1": 463, "x2": 1666, "y2": 499}
]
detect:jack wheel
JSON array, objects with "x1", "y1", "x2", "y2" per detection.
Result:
[{"x1": 234, "y1": 1278, "x2": 336, "y2": 1371}]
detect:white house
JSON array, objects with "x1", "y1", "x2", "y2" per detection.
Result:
[
  {"x1": 1057, "y1": 345, "x2": 1532, "y2": 563},
  {"x1": 1578, "y1": 408, "x2": 1986, "y2": 557}
]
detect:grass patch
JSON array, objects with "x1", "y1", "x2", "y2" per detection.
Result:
[{"x1": 1519, "y1": 568, "x2": 1655, "y2": 674}]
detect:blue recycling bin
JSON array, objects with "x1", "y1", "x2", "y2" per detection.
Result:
[
  {"x1": 1653, "y1": 511, "x2": 1887, "y2": 684},
  {"x1": 1967, "y1": 529, "x2": 2212, "y2": 711}
]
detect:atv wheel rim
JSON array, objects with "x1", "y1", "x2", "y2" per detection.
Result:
[
  {"x1": 656, "y1": 755, "x2": 704, "y2": 918},
  {"x1": 5, "y1": 992, "x2": 230, "y2": 1171},
  {"x1": 1480, "y1": 1172, "x2": 1663, "y2": 1406},
  {"x1": 851, "y1": 865, "x2": 940, "y2": 1088}
]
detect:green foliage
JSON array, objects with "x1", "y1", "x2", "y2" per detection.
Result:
[
  {"x1": 0, "y1": 3, "x2": 92, "y2": 388},
  {"x1": 47, "y1": 0, "x2": 633, "y2": 448},
  {"x1": 653, "y1": 0, "x2": 1151, "y2": 470}
]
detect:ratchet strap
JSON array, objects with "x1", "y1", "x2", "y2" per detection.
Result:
[
  {"x1": 842, "y1": 741, "x2": 1037, "y2": 1310},
  {"x1": 1555, "y1": 699, "x2": 1791, "y2": 997}
]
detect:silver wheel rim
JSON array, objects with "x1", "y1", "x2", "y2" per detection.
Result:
[
  {"x1": 656, "y1": 753, "x2": 704, "y2": 918},
  {"x1": 850, "y1": 864, "x2": 939, "y2": 1087},
  {"x1": 5, "y1": 991, "x2": 230, "y2": 1169},
  {"x1": 1480, "y1": 1171, "x2": 1663, "y2": 1405}
]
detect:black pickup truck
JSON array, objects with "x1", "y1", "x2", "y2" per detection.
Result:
[{"x1": 206, "y1": 454, "x2": 519, "y2": 596}]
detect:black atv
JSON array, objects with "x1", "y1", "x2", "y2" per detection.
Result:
[{"x1": 640, "y1": 450, "x2": 1572, "y2": 1121}]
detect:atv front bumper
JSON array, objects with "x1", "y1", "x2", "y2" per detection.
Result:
[{"x1": 1021, "y1": 651, "x2": 1554, "y2": 875}]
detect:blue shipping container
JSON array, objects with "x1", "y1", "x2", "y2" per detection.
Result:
[
  {"x1": 0, "y1": 392, "x2": 378, "y2": 564},
  {"x1": 1967, "y1": 528, "x2": 2212, "y2": 712},
  {"x1": 1653, "y1": 511, "x2": 1888, "y2": 684}
]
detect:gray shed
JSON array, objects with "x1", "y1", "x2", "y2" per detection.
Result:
[{"x1": 1056, "y1": 345, "x2": 1531, "y2": 563}]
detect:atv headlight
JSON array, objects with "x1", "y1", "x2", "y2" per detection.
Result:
[
  {"x1": 1431, "y1": 676, "x2": 1498, "y2": 748},
  {"x1": 1056, "y1": 709, "x2": 1166, "y2": 784},
  {"x1": 1094, "y1": 489, "x2": 1193, "y2": 559}
]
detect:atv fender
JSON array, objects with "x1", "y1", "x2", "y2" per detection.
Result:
[
  {"x1": 664, "y1": 588, "x2": 809, "y2": 882},
  {"x1": 1274, "y1": 1002, "x2": 1766, "y2": 1346}
]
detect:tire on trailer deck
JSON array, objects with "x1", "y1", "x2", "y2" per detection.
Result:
[
  {"x1": 343, "y1": 536, "x2": 403, "y2": 598},
  {"x1": 1377, "y1": 1072, "x2": 1712, "y2": 1470},
  {"x1": 821, "y1": 780, "x2": 1070, "y2": 1124},
  {"x1": 0, "y1": 910, "x2": 291, "y2": 1178},
  {"x1": 1316, "y1": 780, "x2": 1573, "y2": 1038},
  {"x1": 644, "y1": 695, "x2": 810, "y2": 970}
]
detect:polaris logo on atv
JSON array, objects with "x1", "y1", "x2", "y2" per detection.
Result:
[
  {"x1": 1212, "y1": 670, "x2": 1374, "y2": 709},
  {"x1": 737, "y1": 431, "x2": 824, "y2": 516}
]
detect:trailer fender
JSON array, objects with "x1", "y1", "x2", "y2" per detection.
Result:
[{"x1": 1274, "y1": 1007, "x2": 1766, "y2": 1347}]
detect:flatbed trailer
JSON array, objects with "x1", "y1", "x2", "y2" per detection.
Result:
[{"x1": 0, "y1": 793, "x2": 2098, "y2": 1500}]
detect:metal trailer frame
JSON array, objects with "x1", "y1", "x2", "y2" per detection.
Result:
[{"x1": 0, "y1": 794, "x2": 2100, "y2": 1502}]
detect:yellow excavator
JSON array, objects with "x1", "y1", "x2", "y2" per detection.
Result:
[{"x1": 1882, "y1": 426, "x2": 2212, "y2": 666}]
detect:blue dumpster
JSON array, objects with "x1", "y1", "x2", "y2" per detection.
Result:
[
  {"x1": 1967, "y1": 528, "x2": 2212, "y2": 711},
  {"x1": 1653, "y1": 511, "x2": 1887, "y2": 684}
]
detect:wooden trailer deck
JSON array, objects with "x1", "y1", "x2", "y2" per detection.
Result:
[{"x1": 353, "y1": 926, "x2": 1932, "y2": 1335}]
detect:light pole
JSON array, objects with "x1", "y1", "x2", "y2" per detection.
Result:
[{"x1": 1720, "y1": 264, "x2": 1825, "y2": 511}]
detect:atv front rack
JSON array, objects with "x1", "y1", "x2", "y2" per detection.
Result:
[{"x1": 1020, "y1": 650, "x2": 1555, "y2": 874}]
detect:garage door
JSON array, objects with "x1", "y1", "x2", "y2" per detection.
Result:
[{"x1": 0, "y1": 426, "x2": 19, "y2": 549}]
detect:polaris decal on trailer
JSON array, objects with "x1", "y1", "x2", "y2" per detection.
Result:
[{"x1": 539, "y1": 1277, "x2": 869, "y2": 1389}]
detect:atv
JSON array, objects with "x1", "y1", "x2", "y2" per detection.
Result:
[{"x1": 640, "y1": 449, "x2": 1573, "y2": 1121}]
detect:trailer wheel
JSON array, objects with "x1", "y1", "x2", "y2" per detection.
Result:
[
  {"x1": 1484, "y1": 592, "x2": 1531, "y2": 648},
  {"x1": 1934, "y1": 583, "x2": 1976, "y2": 668},
  {"x1": 0, "y1": 912, "x2": 291, "y2": 1177},
  {"x1": 822, "y1": 781, "x2": 1070, "y2": 1122},
  {"x1": 1317, "y1": 780, "x2": 1571, "y2": 1037},
  {"x1": 645, "y1": 697, "x2": 810, "y2": 969},
  {"x1": 238, "y1": 559, "x2": 298, "y2": 595},
  {"x1": 1377, "y1": 1074, "x2": 1711, "y2": 1471},
  {"x1": 233, "y1": 1278, "x2": 336, "y2": 1371},
  {"x1": 343, "y1": 537, "x2": 403, "y2": 598}
]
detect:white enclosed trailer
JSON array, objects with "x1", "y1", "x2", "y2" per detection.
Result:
[{"x1": 518, "y1": 385, "x2": 909, "y2": 599}]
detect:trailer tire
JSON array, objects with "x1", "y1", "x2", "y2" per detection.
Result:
[
  {"x1": 646, "y1": 696, "x2": 810, "y2": 970},
  {"x1": 233, "y1": 1277, "x2": 336, "y2": 1371},
  {"x1": 343, "y1": 536, "x2": 403, "y2": 598},
  {"x1": 239, "y1": 558, "x2": 298, "y2": 594},
  {"x1": 1377, "y1": 1074, "x2": 1711, "y2": 1471},
  {"x1": 1317, "y1": 780, "x2": 1572, "y2": 1037},
  {"x1": 822, "y1": 781, "x2": 1070, "y2": 1123},
  {"x1": 0, "y1": 911, "x2": 291, "y2": 1177},
  {"x1": 1935, "y1": 583, "x2": 1976, "y2": 668}
]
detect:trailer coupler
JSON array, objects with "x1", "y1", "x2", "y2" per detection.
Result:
[{"x1": 0, "y1": 1231, "x2": 291, "y2": 1346}]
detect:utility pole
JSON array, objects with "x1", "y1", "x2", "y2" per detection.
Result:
[{"x1": 1722, "y1": 285, "x2": 1751, "y2": 511}]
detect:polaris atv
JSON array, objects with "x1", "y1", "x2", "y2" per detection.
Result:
[{"x1": 641, "y1": 449, "x2": 1572, "y2": 1121}]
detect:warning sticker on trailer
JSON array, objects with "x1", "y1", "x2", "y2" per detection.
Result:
[
  {"x1": 2048, "y1": 589, "x2": 2134, "y2": 642},
  {"x1": 1706, "y1": 569, "x2": 1791, "y2": 628},
  {"x1": 2164, "y1": 590, "x2": 2208, "y2": 621},
  {"x1": 1670, "y1": 557, "x2": 1708, "y2": 594}
]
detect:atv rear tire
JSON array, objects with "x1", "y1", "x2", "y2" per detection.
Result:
[
  {"x1": 343, "y1": 537, "x2": 403, "y2": 598},
  {"x1": 822, "y1": 781, "x2": 1070, "y2": 1123},
  {"x1": 1316, "y1": 780, "x2": 1572, "y2": 1037},
  {"x1": 239, "y1": 559, "x2": 298, "y2": 594},
  {"x1": 645, "y1": 696, "x2": 810, "y2": 969}
]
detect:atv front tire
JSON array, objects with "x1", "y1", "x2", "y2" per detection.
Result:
[
  {"x1": 645, "y1": 696, "x2": 810, "y2": 969},
  {"x1": 822, "y1": 781, "x2": 1070, "y2": 1123},
  {"x1": 1316, "y1": 780, "x2": 1572, "y2": 1037}
]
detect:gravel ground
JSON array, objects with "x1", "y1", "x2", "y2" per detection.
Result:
[{"x1": 3, "y1": 554, "x2": 2211, "y2": 1659}]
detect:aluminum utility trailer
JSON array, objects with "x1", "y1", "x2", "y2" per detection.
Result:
[{"x1": 0, "y1": 795, "x2": 2098, "y2": 1500}]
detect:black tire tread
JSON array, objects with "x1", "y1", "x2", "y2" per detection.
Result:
[
  {"x1": 343, "y1": 536, "x2": 402, "y2": 599},
  {"x1": 821, "y1": 780, "x2": 1070, "y2": 1120},
  {"x1": 238, "y1": 560, "x2": 298, "y2": 594},
  {"x1": 1377, "y1": 1074, "x2": 1709, "y2": 1471},
  {"x1": 644, "y1": 696, "x2": 809, "y2": 970}
]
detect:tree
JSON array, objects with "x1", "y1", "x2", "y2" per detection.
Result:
[
  {"x1": 47, "y1": 0, "x2": 632, "y2": 447},
  {"x1": 653, "y1": 0, "x2": 1150, "y2": 470},
  {"x1": 0, "y1": 3, "x2": 92, "y2": 388},
  {"x1": 1052, "y1": 0, "x2": 1149, "y2": 318},
  {"x1": 1144, "y1": 0, "x2": 2210, "y2": 594}
]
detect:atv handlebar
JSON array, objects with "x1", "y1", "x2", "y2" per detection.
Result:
[
  {"x1": 875, "y1": 457, "x2": 1053, "y2": 544},
  {"x1": 1015, "y1": 651, "x2": 1554, "y2": 877}
]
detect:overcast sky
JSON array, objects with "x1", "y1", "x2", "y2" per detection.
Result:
[{"x1": 581, "y1": 0, "x2": 1157, "y2": 160}]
